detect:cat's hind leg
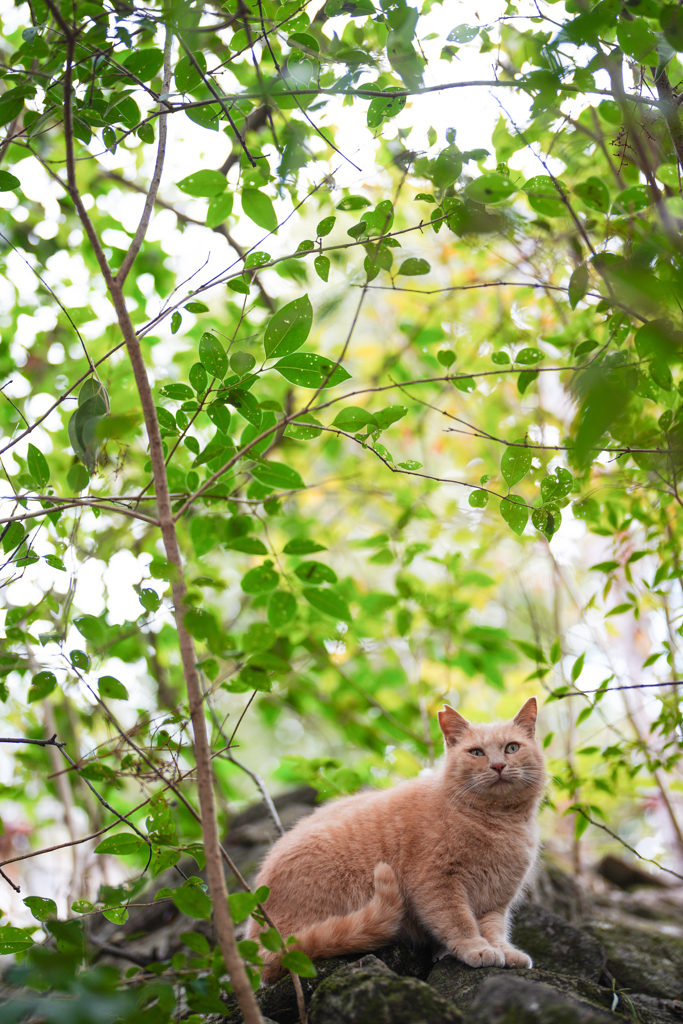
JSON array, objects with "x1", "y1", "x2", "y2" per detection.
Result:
[{"x1": 259, "y1": 862, "x2": 403, "y2": 984}]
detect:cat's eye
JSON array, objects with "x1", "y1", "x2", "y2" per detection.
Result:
[
  {"x1": 505, "y1": 742, "x2": 520, "y2": 753},
  {"x1": 469, "y1": 748, "x2": 485, "y2": 756}
]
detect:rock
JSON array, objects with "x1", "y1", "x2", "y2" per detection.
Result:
[
  {"x1": 217, "y1": 943, "x2": 433, "y2": 1024},
  {"x1": 468, "y1": 975, "x2": 619, "y2": 1024},
  {"x1": 598, "y1": 855, "x2": 669, "y2": 891},
  {"x1": 308, "y1": 954, "x2": 462, "y2": 1024},
  {"x1": 586, "y1": 920, "x2": 683, "y2": 1000},
  {"x1": 527, "y1": 858, "x2": 590, "y2": 923},
  {"x1": 427, "y1": 957, "x2": 618, "y2": 1017},
  {"x1": 628, "y1": 994, "x2": 683, "y2": 1024},
  {"x1": 510, "y1": 902, "x2": 607, "y2": 982}
]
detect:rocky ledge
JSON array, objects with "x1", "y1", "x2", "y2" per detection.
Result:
[
  {"x1": 215, "y1": 889, "x2": 683, "y2": 1024},
  {"x1": 88, "y1": 787, "x2": 683, "y2": 1024}
]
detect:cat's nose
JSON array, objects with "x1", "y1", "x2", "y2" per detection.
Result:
[{"x1": 490, "y1": 762, "x2": 505, "y2": 774}]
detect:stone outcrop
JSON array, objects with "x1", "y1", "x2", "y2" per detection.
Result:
[{"x1": 87, "y1": 788, "x2": 683, "y2": 1024}]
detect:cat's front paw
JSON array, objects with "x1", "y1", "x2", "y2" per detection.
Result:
[
  {"x1": 456, "y1": 942, "x2": 505, "y2": 968},
  {"x1": 499, "y1": 945, "x2": 533, "y2": 969}
]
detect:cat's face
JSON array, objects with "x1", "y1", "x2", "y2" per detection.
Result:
[{"x1": 437, "y1": 698, "x2": 546, "y2": 808}]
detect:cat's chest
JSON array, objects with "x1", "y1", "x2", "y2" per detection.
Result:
[{"x1": 440, "y1": 816, "x2": 537, "y2": 904}]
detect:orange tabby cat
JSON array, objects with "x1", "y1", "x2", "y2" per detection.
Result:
[{"x1": 248, "y1": 697, "x2": 545, "y2": 982}]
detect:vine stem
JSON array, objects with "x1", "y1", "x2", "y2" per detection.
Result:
[{"x1": 45, "y1": 0, "x2": 265, "y2": 1016}]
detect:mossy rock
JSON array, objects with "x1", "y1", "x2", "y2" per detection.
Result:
[
  {"x1": 428, "y1": 958, "x2": 620, "y2": 1017},
  {"x1": 585, "y1": 920, "x2": 683, "y2": 1000},
  {"x1": 468, "y1": 974, "x2": 620, "y2": 1024},
  {"x1": 309, "y1": 954, "x2": 462, "y2": 1024},
  {"x1": 511, "y1": 902, "x2": 607, "y2": 981},
  {"x1": 217, "y1": 943, "x2": 435, "y2": 1024}
]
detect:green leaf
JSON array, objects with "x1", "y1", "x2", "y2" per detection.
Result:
[
  {"x1": 302, "y1": 587, "x2": 352, "y2": 621},
  {"x1": 245, "y1": 251, "x2": 271, "y2": 268},
  {"x1": 98, "y1": 675, "x2": 129, "y2": 700},
  {"x1": 463, "y1": 173, "x2": 516, "y2": 205},
  {"x1": 650, "y1": 358, "x2": 673, "y2": 391},
  {"x1": 337, "y1": 195, "x2": 371, "y2": 211},
  {"x1": 281, "y1": 949, "x2": 317, "y2": 977},
  {"x1": 294, "y1": 561, "x2": 338, "y2": 585},
  {"x1": 590, "y1": 561, "x2": 620, "y2": 573},
  {"x1": 397, "y1": 258, "x2": 430, "y2": 276},
  {"x1": 176, "y1": 170, "x2": 226, "y2": 198},
  {"x1": 23, "y1": 896, "x2": 57, "y2": 921},
  {"x1": 576, "y1": 706, "x2": 593, "y2": 726},
  {"x1": 71, "y1": 901, "x2": 94, "y2": 914},
  {"x1": 206, "y1": 192, "x2": 234, "y2": 228},
  {"x1": 283, "y1": 538, "x2": 327, "y2": 554},
  {"x1": 228, "y1": 891, "x2": 260, "y2": 923},
  {"x1": 317, "y1": 216, "x2": 336, "y2": 236},
  {"x1": 172, "y1": 882, "x2": 213, "y2": 920},
  {"x1": 574, "y1": 176, "x2": 609, "y2": 213},
  {"x1": 605, "y1": 603, "x2": 633, "y2": 617},
  {"x1": 160, "y1": 383, "x2": 194, "y2": 401},
  {"x1": 514, "y1": 640, "x2": 546, "y2": 663},
  {"x1": 0, "y1": 926, "x2": 35, "y2": 954},
  {"x1": 284, "y1": 412, "x2": 323, "y2": 439},
  {"x1": 242, "y1": 563, "x2": 280, "y2": 594},
  {"x1": 568, "y1": 265, "x2": 589, "y2": 309},
  {"x1": 0, "y1": 170, "x2": 20, "y2": 191},
  {"x1": 367, "y1": 92, "x2": 406, "y2": 129},
  {"x1": 171, "y1": 311, "x2": 182, "y2": 334},
  {"x1": 617, "y1": 17, "x2": 657, "y2": 61},
  {"x1": 181, "y1": 931, "x2": 211, "y2": 955},
  {"x1": 2, "y1": 521, "x2": 25, "y2": 553},
  {"x1": 27, "y1": 443, "x2": 50, "y2": 487},
  {"x1": 448, "y1": 24, "x2": 479, "y2": 42},
  {"x1": 517, "y1": 370, "x2": 538, "y2": 394},
  {"x1": 265, "y1": 295, "x2": 313, "y2": 358},
  {"x1": 28, "y1": 671, "x2": 57, "y2": 702},
  {"x1": 185, "y1": 300, "x2": 209, "y2": 313},
  {"x1": 242, "y1": 188, "x2": 278, "y2": 231},
  {"x1": 268, "y1": 590, "x2": 297, "y2": 628},
  {"x1": 103, "y1": 904, "x2": 129, "y2": 924},
  {"x1": 468, "y1": 489, "x2": 489, "y2": 508},
  {"x1": 314, "y1": 255, "x2": 330, "y2": 281},
  {"x1": 199, "y1": 333, "x2": 228, "y2": 379},
  {"x1": 260, "y1": 926, "x2": 284, "y2": 952},
  {"x1": 274, "y1": 353, "x2": 351, "y2": 389},
  {"x1": 225, "y1": 537, "x2": 268, "y2": 554},
  {"x1": 251, "y1": 461, "x2": 305, "y2": 490},
  {"x1": 522, "y1": 175, "x2": 568, "y2": 217},
  {"x1": 121, "y1": 47, "x2": 164, "y2": 81},
  {"x1": 661, "y1": 4, "x2": 683, "y2": 49},
  {"x1": 531, "y1": 503, "x2": 561, "y2": 540},
  {"x1": 500, "y1": 440, "x2": 531, "y2": 487},
  {"x1": 432, "y1": 144, "x2": 463, "y2": 191},
  {"x1": 374, "y1": 406, "x2": 407, "y2": 429},
  {"x1": 499, "y1": 495, "x2": 528, "y2": 535},
  {"x1": 572, "y1": 653, "x2": 585, "y2": 682},
  {"x1": 242, "y1": 622, "x2": 276, "y2": 653},
  {"x1": 332, "y1": 407, "x2": 378, "y2": 431},
  {"x1": 95, "y1": 833, "x2": 143, "y2": 855},
  {"x1": 515, "y1": 348, "x2": 544, "y2": 365},
  {"x1": 0, "y1": 91, "x2": 25, "y2": 129}
]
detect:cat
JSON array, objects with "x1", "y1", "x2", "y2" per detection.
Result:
[{"x1": 247, "y1": 697, "x2": 546, "y2": 983}]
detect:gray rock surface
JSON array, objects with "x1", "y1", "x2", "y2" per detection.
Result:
[
  {"x1": 84, "y1": 786, "x2": 683, "y2": 1024},
  {"x1": 468, "y1": 974, "x2": 619, "y2": 1024},
  {"x1": 427, "y1": 957, "x2": 618, "y2": 1016},
  {"x1": 308, "y1": 955, "x2": 462, "y2": 1024},
  {"x1": 510, "y1": 902, "x2": 607, "y2": 981},
  {"x1": 585, "y1": 919, "x2": 683, "y2": 1000}
]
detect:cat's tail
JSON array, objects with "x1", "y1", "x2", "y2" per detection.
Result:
[{"x1": 260, "y1": 862, "x2": 403, "y2": 984}]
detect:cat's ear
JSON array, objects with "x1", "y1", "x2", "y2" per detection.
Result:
[
  {"x1": 438, "y1": 705, "x2": 470, "y2": 747},
  {"x1": 513, "y1": 697, "x2": 537, "y2": 736}
]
